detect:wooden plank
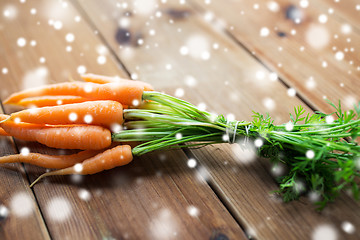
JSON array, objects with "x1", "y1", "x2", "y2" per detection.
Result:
[
  {"x1": 190, "y1": 0, "x2": 360, "y2": 113},
  {"x1": 317, "y1": 0, "x2": 360, "y2": 28},
  {"x1": 0, "y1": 109, "x2": 50, "y2": 239},
  {"x1": 76, "y1": 0, "x2": 360, "y2": 239},
  {"x1": 0, "y1": 0, "x2": 246, "y2": 239}
]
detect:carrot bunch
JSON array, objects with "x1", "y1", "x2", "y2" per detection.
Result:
[
  {"x1": 0, "y1": 74, "x2": 153, "y2": 186},
  {"x1": 2, "y1": 73, "x2": 359, "y2": 208}
]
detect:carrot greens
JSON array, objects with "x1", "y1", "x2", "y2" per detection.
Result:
[{"x1": 113, "y1": 91, "x2": 360, "y2": 208}]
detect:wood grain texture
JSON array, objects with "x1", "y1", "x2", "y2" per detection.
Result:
[
  {"x1": 0, "y1": 109, "x2": 50, "y2": 239},
  {"x1": 191, "y1": 0, "x2": 360, "y2": 113},
  {"x1": 0, "y1": 0, "x2": 246, "y2": 239},
  {"x1": 317, "y1": 0, "x2": 360, "y2": 28}
]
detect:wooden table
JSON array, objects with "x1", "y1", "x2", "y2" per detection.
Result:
[{"x1": 0, "y1": 0, "x2": 359, "y2": 239}]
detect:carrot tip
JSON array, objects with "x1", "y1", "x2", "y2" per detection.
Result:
[{"x1": 30, "y1": 172, "x2": 51, "y2": 187}]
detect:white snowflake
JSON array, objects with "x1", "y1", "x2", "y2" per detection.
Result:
[
  {"x1": 187, "y1": 158, "x2": 197, "y2": 168},
  {"x1": 68, "y1": 112, "x2": 78, "y2": 122},
  {"x1": 305, "y1": 24, "x2": 330, "y2": 49},
  {"x1": 341, "y1": 221, "x2": 355, "y2": 234},
  {"x1": 10, "y1": 192, "x2": 34, "y2": 217},
  {"x1": 22, "y1": 67, "x2": 48, "y2": 90},
  {"x1": 186, "y1": 205, "x2": 199, "y2": 217},
  {"x1": 65, "y1": 33, "x2": 75, "y2": 42},
  {"x1": 260, "y1": 27, "x2": 270, "y2": 37},
  {"x1": 149, "y1": 209, "x2": 178, "y2": 240},
  {"x1": 74, "y1": 163, "x2": 83, "y2": 173},
  {"x1": 78, "y1": 189, "x2": 91, "y2": 202},
  {"x1": 17, "y1": 37, "x2": 26, "y2": 47},
  {"x1": 231, "y1": 139, "x2": 256, "y2": 164},
  {"x1": 312, "y1": 224, "x2": 338, "y2": 240},
  {"x1": 46, "y1": 197, "x2": 72, "y2": 222}
]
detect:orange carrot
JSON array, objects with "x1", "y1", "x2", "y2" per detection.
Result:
[
  {"x1": 0, "y1": 127, "x2": 9, "y2": 136},
  {"x1": 0, "y1": 150, "x2": 102, "y2": 169},
  {"x1": 4, "y1": 81, "x2": 145, "y2": 106},
  {"x1": 81, "y1": 73, "x2": 154, "y2": 91},
  {"x1": 1, "y1": 114, "x2": 50, "y2": 141},
  {"x1": 30, "y1": 145, "x2": 133, "y2": 187},
  {"x1": 17, "y1": 96, "x2": 90, "y2": 107},
  {"x1": 9, "y1": 100, "x2": 123, "y2": 128},
  {"x1": 0, "y1": 117, "x2": 112, "y2": 149}
]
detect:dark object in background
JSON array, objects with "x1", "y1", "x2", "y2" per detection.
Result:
[{"x1": 115, "y1": 28, "x2": 132, "y2": 45}]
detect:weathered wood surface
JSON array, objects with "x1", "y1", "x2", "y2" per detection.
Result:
[
  {"x1": 0, "y1": 0, "x2": 246, "y2": 239},
  {"x1": 0, "y1": 0, "x2": 359, "y2": 239},
  {"x1": 191, "y1": 0, "x2": 360, "y2": 113}
]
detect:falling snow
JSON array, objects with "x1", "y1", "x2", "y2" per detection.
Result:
[
  {"x1": 174, "y1": 88, "x2": 184, "y2": 97},
  {"x1": 318, "y1": 14, "x2": 328, "y2": 24},
  {"x1": 306, "y1": 150, "x2": 315, "y2": 159},
  {"x1": 78, "y1": 189, "x2": 91, "y2": 202},
  {"x1": 10, "y1": 192, "x2": 34, "y2": 217},
  {"x1": 185, "y1": 34, "x2": 210, "y2": 60},
  {"x1": 267, "y1": 1, "x2": 280, "y2": 12},
  {"x1": 77, "y1": 65, "x2": 87, "y2": 74},
  {"x1": 306, "y1": 77, "x2": 317, "y2": 90},
  {"x1": 0, "y1": 205, "x2": 9, "y2": 220},
  {"x1": 17, "y1": 37, "x2": 26, "y2": 47},
  {"x1": 285, "y1": 122, "x2": 294, "y2": 131},
  {"x1": 175, "y1": 133, "x2": 182, "y2": 139},
  {"x1": 312, "y1": 224, "x2": 338, "y2": 240},
  {"x1": 133, "y1": 0, "x2": 157, "y2": 15},
  {"x1": 74, "y1": 163, "x2": 83, "y2": 173},
  {"x1": 341, "y1": 221, "x2": 355, "y2": 234},
  {"x1": 263, "y1": 97, "x2": 276, "y2": 110},
  {"x1": 3, "y1": 5, "x2": 18, "y2": 20},
  {"x1": 254, "y1": 138, "x2": 263, "y2": 148},
  {"x1": 149, "y1": 209, "x2": 178, "y2": 240},
  {"x1": 305, "y1": 25, "x2": 330, "y2": 49},
  {"x1": 325, "y1": 115, "x2": 334, "y2": 124},
  {"x1": 20, "y1": 147, "x2": 30, "y2": 156},
  {"x1": 53, "y1": 20, "x2": 63, "y2": 30},
  {"x1": 186, "y1": 205, "x2": 199, "y2": 217},
  {"x1": 231, "y1": 139, "x2": 257, "y2": 164},
  {"x1": 334, "y1": 51, "x2": 344, "y2": 61},
  {"x1": 97, "y1": 55, "x2": 107, "y2": 65},
  {"x1": 46, "y1": 197, "x2": 72, "y2": 222},
  {"x1": 65, "y1": 33, "x2": 75, "y2": 42},
  {"x1": 299, "y1": 0, "x2": 309, "y2": 8},
  {"x1": 184, "y1": 75, "x2": 197, "y2": 87},
  {"x1": 271, "y1": 163, "x2": 285, "y2": 177},
  {"x1": 287, "y1": 88, "x2": 296, "y2": 97},
  {"x1": 260, "y1": 27, "x2": 270, "y2": 37},
  {"x1": 84, "y1": 114, "x2": 93, "y2": 124},
  {"x1": 187, "y1": 158, "x2": 197, "y2": 168},
  {"x1": 68, "y1": 112, "x2": 78, "y2": 122},
  {"x1": 22, "y1": 67, "x2": 48, "y2": 90}
]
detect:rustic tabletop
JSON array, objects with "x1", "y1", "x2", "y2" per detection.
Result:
[{"x1": 0, "y1": 0, "x2": 359, "y2": 239}]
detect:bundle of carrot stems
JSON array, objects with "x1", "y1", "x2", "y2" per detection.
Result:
[{"x1": 0, "y1": 74, "x2": 359, "y2": 208}]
